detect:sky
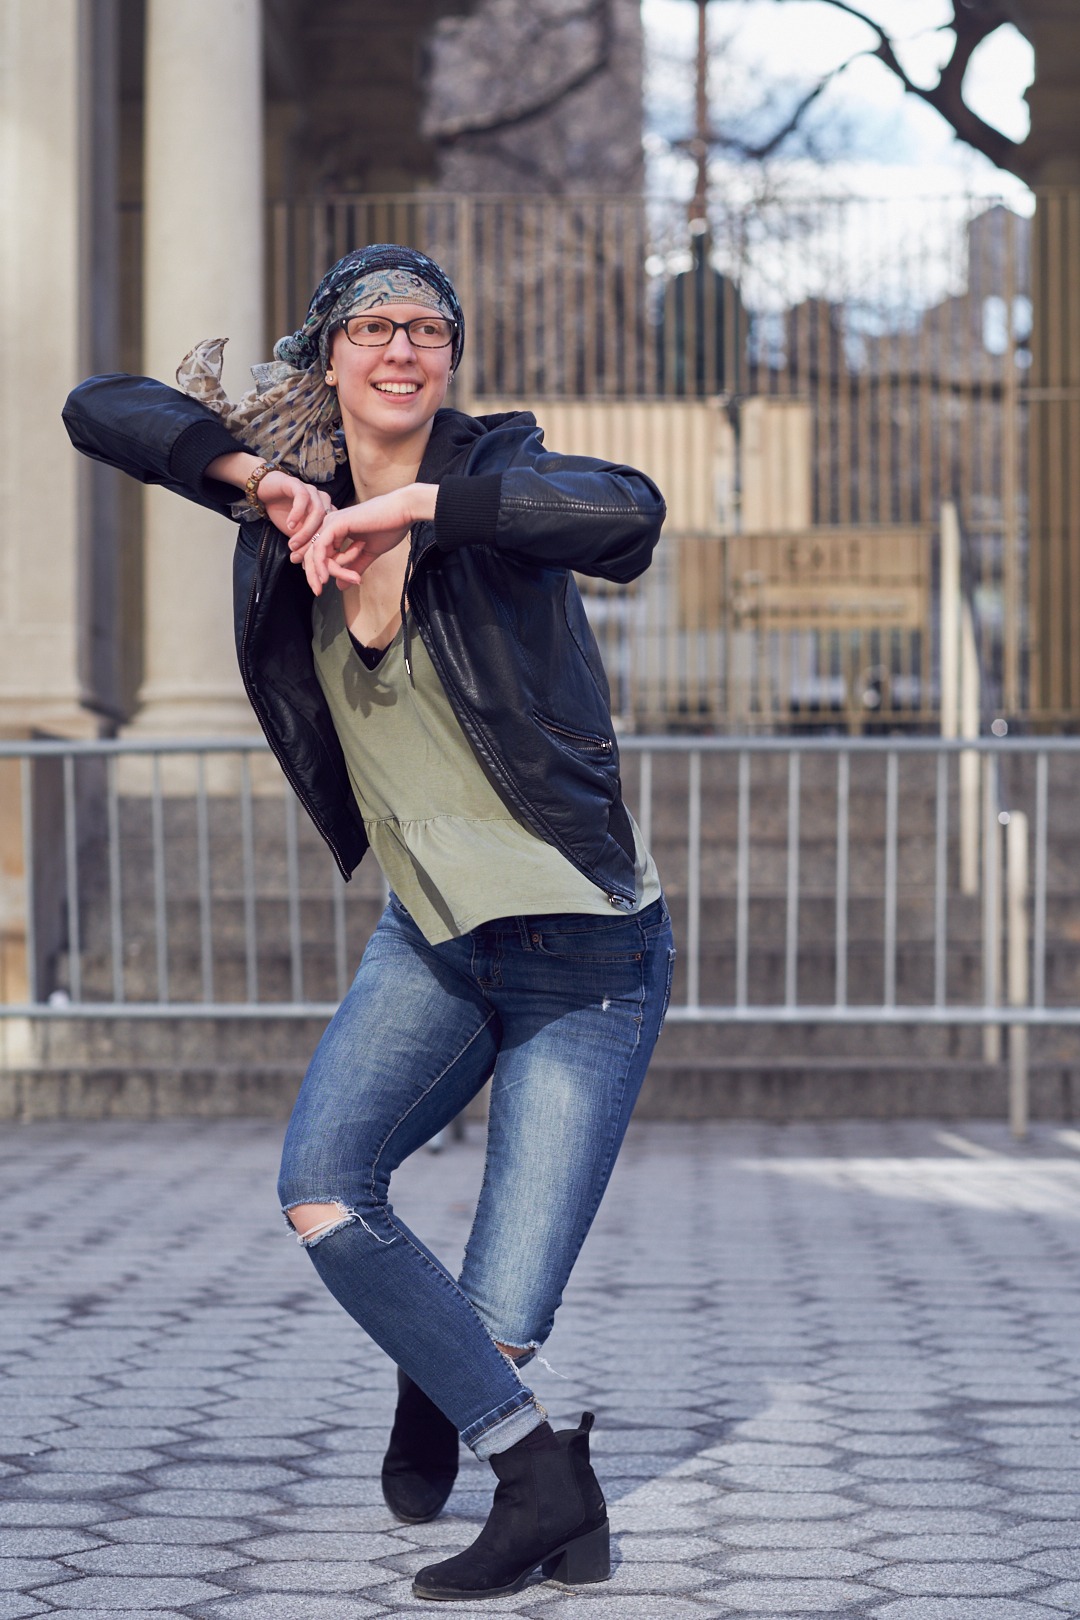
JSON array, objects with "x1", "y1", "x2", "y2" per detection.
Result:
[{"x1": 642, "y1": 0, "x2": 1035, "y2": 209}]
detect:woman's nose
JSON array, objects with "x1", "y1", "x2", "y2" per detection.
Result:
[{"x1": 385, "y1": 326, "x2": 417, "y2": 359}]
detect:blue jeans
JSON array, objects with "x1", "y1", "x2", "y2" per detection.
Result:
[{"x1": 277, "y1": 894, "x2": 675, "y2": 1458}]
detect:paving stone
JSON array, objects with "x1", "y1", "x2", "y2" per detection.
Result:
[
  {"x1": 603, "y1": 1560, "x2": 712, "y2": 1592},
  {"x1": 614, "y1": 1534, "x2": 726, "y2": 1560},
  {"x1": 1036, "y1": 1584, "x2": 1080, "y2": 1610},
  {"x1": 38, "y1": 1574, "x2": 227, "y2": 1608},
  {"x1": 516, "y1": 1600, "x2": 712, "y2": 1620},
  {"x1": 853, "y1": 1510, "x2": 1008, "y2": 1536},
  {"x1": 0, "y1": 1504, "x2": 119, "y2": 1528},
  {"x1": 230, "y1": 1532, "x2": 405, "y2": 1561},
  {"x1": 145, "y1": 1464, "x2": 298, "y2": 1490},
  {"x1": 1020, "y1": 1548, "x2": 1080, "y2": 1576},
  {"x1": 1, "y1": 1473, "x2": 136, "y2": 1498},
  {"x1": 717, "y1": 1490, "x2": 863, "y2": 1520},
  {"x1": 714, "y1": 1519, "x2": 869, "y2": 1549},
  {"x1": 121, "y1": 1490, "x2": 283, "y2": 1517},
  {"x1": 868, "y1": 1560, "x2": 1045, "y2": 1597},
  {"x1": 31, "y1": 1448, "x2": 162, "y2": 1472},
  {"x1": 192, "y1": 1601, "x2": 384, "y2": 1620},
  {"x1": 0, "y1": 1533, "x2": 102, "y2": 1558},
  {"x1": 719, "y1": 1549, "x2": 882, "y2": 1577},
  {"x1": 228, "y1": 1559, "x2": 398, "y2": 1592},
  {"x1": 871, "y1": 1602, "x2": 1058, "y2": 1620},
  {"x1": 175, "y1": 1438, "x2": 316, "y2": 1461},
  {"x1": 859, "y1": 1482, "x2": 1006, "y2": 1507},
  {"x1": 87, "y1": 1515, "x2": 254, "y2": 1544},
  {"x1": 985, "y1": 1494, "x2": 1080, "y2": 1519},
  {"x1": 0, "y1": 1561, "x2": 71, "y2": 1591},
  {"x1": 700, "y1": 1576, "x2": 866, "y2": 1609},
  {"x1": 0, "y1": 1601, "x2": 49, "y2": 1620},
  {"x1": 867, "y1": 1535, "x2": 1030, "y2": 1561},
  {"x1": 64, "y1": 1544, "x2": 250, "y2": 1576}
]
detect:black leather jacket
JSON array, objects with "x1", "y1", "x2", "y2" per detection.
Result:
[{"x1": 63, "y1": 376, "x2": 666, "y2": 905}]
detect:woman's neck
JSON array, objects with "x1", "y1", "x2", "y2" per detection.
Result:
[{"x1": 344, "y1": 419, "x2": 434, "y2": 502}]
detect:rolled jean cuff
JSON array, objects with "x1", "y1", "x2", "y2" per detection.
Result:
[{"x1": 465, "y1": 1392, "x2": 545, "y2": 1459}]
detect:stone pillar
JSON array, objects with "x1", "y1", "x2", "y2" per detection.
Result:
[
  {"x1": 131, "y1": 0, "x2": 263, "y2": 737},
  {"x1": 1011, "y1": 1, "x2": 1080, "y2": 717},
  {"x1": 0, "y1": 0, "x2": 117, "y2": 738}
]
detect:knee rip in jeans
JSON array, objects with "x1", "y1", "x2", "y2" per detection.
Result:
[
  {"x1": 282, "y1": 1199, "x2": 396, "y2": 1249},
  {"x1": 494, "y1": 1337, "x2": 568, "y2": 1380}
]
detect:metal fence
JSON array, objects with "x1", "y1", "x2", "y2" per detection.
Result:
[
  {"x1": 4, "y1": 734, "x2": 1080, "y2": 1133},
  {"x1": 268, "y1": 189, "x2": 1037, "y2": 727}
]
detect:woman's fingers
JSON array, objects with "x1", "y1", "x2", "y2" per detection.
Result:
[
  {"x1": 285, "y1": 484, "x2": 307, "y2": 534},
  {"x1": 326, "y1": 552, "x2": 364, "y2": 587},
  {"x1": 288, "y1": 499, "x2": 338, "y2": 565}
]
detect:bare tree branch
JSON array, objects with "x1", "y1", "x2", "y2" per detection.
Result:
[
  {"x1": 674, "y1": 53, "x2": 868, "y2": 161},
  {"x1": 431, "y1": 0, "x2": 614, "y2": 147},
  {"x1": 770, "y1": 0, "x2": 1027, "y2": 179}
]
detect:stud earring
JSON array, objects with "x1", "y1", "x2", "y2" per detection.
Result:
[{"x1": 325, "y1": 371, "x2": 336, "y2": 386}]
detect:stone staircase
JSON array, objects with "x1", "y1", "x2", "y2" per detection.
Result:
[{"x1": 5, "y1": 748, "x2": 1080, "y2": 1121}]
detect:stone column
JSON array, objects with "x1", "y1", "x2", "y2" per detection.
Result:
[
  {"x1": 131, "y1": 0, "x2": 263, "y2": 736},
  {"x1": 0, "y1": 0, "x2": 114, "y2": 738},
  {"x1": 1011, "y1": 0, "x2": 1080, "y2": 717}
]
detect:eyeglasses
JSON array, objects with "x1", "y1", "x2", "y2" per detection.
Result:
[{"x1": 340, "y1": 314, "x2": 457, "y2": 350}]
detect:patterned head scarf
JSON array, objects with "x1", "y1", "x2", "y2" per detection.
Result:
[{"x1": 176, "y1": 245, "x2": 465, "y2": 494}]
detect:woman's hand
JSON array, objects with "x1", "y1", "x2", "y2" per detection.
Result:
[
  {"x1": 205, "y1": 452, "x2": 333, "y2": 552},
  {"x1": 260, "y1": 470, "x2": 333, "y2": 551},
  {"x1": 302, "y1": 483, "x2": 438, "y2": 595}
]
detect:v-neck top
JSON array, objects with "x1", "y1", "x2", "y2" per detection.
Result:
[{"x1": 311, "y1": 588, "x2": 660, "y2": 944}]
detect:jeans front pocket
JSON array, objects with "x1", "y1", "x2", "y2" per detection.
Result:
[{"x1": 526, "y1": 913, "x2": 645, "y2": 965}]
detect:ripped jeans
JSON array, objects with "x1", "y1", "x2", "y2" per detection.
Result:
[{"x1": 277, "y1": 893, "x2": 675, "y2": 1459}]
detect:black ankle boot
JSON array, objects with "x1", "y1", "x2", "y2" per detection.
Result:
[
  {"x1": 381, "y1": 1370, "x2": 459, "y2": 1524},
  {"x1": 412, "y1": 1412, "x2": 609, "y2": 1601}
]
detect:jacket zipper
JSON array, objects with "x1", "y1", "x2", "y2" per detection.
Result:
[
  {"x1": 242, "y1": 523, "x2": 357, "y2": 881},
  {"x1": 534, "y1": 713, "x2": 613, "y2": 753}
]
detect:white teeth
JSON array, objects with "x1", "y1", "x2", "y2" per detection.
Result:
[{"x1": 374, "y1": 382, "x2": 420, "y2": 395}]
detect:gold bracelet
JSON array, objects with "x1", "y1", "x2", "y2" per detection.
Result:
[{"x1": 243, "y1": 460, "x2": 272, "y2": 517}]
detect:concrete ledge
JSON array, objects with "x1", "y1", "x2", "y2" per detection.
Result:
[
  {"x1": 638, "y1": 1057, "x2": 1080, "y2": 1120},
  {"x1": 0, "y1": 1063, "x2": 494, "y2": 1124},
  {"x1": 3, "y1": 1056, "x2": 1078, "y2": 1123}
]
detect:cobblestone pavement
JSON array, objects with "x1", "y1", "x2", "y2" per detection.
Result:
[{"x1": 2, "y1": 1118, "x2": 1080, "y2": 1619}]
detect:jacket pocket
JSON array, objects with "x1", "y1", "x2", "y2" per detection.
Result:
[{"x1": 533, "y1": 710, "x2": 614, "y2": 755}]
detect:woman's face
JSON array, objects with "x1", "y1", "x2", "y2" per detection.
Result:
[{"x1": 328, "y1": 302, "x2": 454, "y2": 446}]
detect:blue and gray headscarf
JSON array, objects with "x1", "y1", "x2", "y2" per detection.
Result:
[{"x1": 176, "y1": 245, "x2": 465, "y2": 489}]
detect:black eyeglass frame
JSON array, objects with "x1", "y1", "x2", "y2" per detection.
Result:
[{"x1": 338, "y1": 314, "x2": 458, "y2": 350}]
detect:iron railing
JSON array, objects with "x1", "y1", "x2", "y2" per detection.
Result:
[{"x1": 1, "y1": 735, "x2": 1075, "y2": 1014}]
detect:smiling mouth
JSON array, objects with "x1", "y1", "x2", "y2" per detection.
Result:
[{"x1": 373, "y1": 381, "x2": 421, "y2": 395}]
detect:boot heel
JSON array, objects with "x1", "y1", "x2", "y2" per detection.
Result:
[{"x1": 543, "y1": 1519, "x2": 610, "y2": 1584}]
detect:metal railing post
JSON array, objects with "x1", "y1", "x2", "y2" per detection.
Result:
[
  {"x1": 1006, "y1": 810, "x2": 1030, "y2": 1140},
  {"x1": 959, "y1": 596, "x2": 981, "y2": 898},
  {"x1": 982, "y1": 760, "x2": 1002, "y2": 1064}
]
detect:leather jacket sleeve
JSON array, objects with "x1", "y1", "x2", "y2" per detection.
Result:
[
  {"x1": 433, "y1": 422, "x2": 666, "y2": 583},
  {"x1": 62, "y1": 374, "x2": 248, "y2": 518}
]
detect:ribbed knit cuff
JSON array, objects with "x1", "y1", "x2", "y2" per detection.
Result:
[
  {"x1": 434, "y1": 473, "x2": 502, "y2": 551},
  {"x1": 169, "y1": 418, "x2": 247, "y2": 492}
]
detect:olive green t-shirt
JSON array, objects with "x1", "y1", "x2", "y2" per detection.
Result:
[{"x1": 311, "y1": 589, "x2": 661, "y2": 945}]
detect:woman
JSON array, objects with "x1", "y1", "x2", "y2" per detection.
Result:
[{"x1": 63, "y1": 245, "x2": 674, "y2": 1602}]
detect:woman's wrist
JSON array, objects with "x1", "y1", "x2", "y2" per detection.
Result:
[
  {"x1": 407, "y1": 483, "x2": 439, "y2": 524},
  {"x1": 206, "y1": 450, "x2": 264, "y2": 490}
]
